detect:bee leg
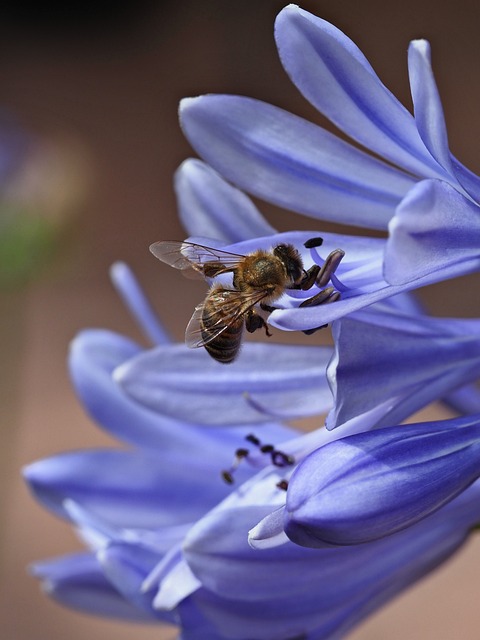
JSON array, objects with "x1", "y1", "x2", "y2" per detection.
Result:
[
  {"x1": 245, "y1": 309, "x2": 272, "y2": 337},
  {"x1": 203, "y1": 261, "x2": 228, "y2": 277},
  {"x1": 260, "y1": 302, "x2": 277, "y2": 313}
]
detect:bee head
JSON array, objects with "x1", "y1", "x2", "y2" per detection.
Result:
[{"x1": 273, "y1": 243, "x2": 304, "y2": 284}]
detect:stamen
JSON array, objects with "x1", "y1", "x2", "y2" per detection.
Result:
[
  {"x1": 221, "y1": 446, "x2": 251, "y2": 484},
  {"x1": 271, "y1": 451, "x2": 295, "y2": 467},
  {"x1": 221, "y1": 433, "x2": 295, "y2": 484},
  {"x1": 299, "y1": 286, "x2": 339, "y2": 308},
  {"x1": 276, "y1": 479, "x2": 289, "y2": 491},
  {"x1": 246, "y1": 433, "x2": 296, "y2": 468},
  {"x1": 316, "y1": 249, "x2": 345, "y2": 287},
  {"x1": 260, "y1": 444, "x2": 275, "y2": 454},
  {"x1": 304, "y1": 237, "x2": 324, "y2": 249}
]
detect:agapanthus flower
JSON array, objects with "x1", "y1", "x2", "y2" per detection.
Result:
[
  {"x1": 25, "y1": 260, "x2": 480, "y2": 640},
  {"x1": 25, "y1": 4, "x2": 480, "y2": 640}
]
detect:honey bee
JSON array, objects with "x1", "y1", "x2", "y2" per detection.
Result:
[{"x1": 150, "y1": 239, "x2": 343, "y2": 363}]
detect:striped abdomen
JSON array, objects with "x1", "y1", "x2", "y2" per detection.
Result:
[{"x1": 201, "y1": 291, "x2": 244, "y2": 363}]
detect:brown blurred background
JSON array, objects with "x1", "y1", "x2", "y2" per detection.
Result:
[{"x1": 0, "y1": 1, "x2": 479, "y2": 639}]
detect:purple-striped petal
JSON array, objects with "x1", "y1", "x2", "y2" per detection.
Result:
[
  {"x1": 326, "y1": 309, "x2": 480, "y2": 430},
  {"x1": 385, "y1": 180, "x2": 480, "y2": 285},
  {"x1": 408, "y1": 40, "x2": 453, "y2": 175},
  {"x1": 116, "y1": 341, "x2": 332, "y2": 426},
  {"x1": 109, "y1": 262, "x2": 170, "y2": 346},
  {"x1": 285, "y1": 415, "x2": 480, "y2": 546},
  {"x1": 408, "y1": 40, "x2": 480, "y2": 201},
  {"x1": 174, "y1": 477, "x2": 480, "y2": 638},
  {"x1": 175, "y1": 159, "x2": 275, "y2": 242},
  {"x1": 69, "y1": 328, "x2": 292, "y2": 457},
  {"x1": 98, "y1": 543, "x2": 176, "y2": 624},
  {"x1": 180, "y1": 95, "x2": 414, "y2": 230},
  {"x1": 24, "y1": 448, "x2": 233, "y2": 530},
  {"x1": 31, "y1": 553, "x2": 153, "y2": 622},
  {"x1": 274, "y1": 5, "x2": 447, "y2": 181}
]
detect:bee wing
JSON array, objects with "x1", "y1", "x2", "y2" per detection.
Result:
[
  {"x1": 185, "y1": 288, "x2": 268, "y2": 348},
  {"x1": 149, "y1": 241, "x2": 246, "y2": 280}
]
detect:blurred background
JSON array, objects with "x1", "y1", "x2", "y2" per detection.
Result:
[{"x1": 0, "y1": 1, "x2": 479, "y2": 638}]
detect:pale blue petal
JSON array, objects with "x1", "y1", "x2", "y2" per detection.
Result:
[
  {"x1": 31, "y1": 553, "x2": 153, "y2": 622},
  {"x1": 115, "y1": 342, "x2": 332, "y2": 426},
  {"x1": 98, "y1": 543, "x2": 176, "y2": 624},
  {"x1": 24, "y1": 448, "x2": 233, "y2": 529},
  {"x1": 408, "y1": 39, "x2": 480, "y2": 201},
  {"x1": 285, "y1": 416, "x2": 480, "y2": 545},
  {"x1": 326, "y1": 309, "x2": 480, "y2": 430},
  {"x1": 275, "y1": 4, "x2": 469, "y2": 191},
  {"x1": 407, "y1": 41, "x2": 453, "y2": 174},
  {"x1": 175, "y1": 159, "x2": 275, "y2": 242},
  {"x1": 69, "y1": 329, "x2": 192, "y2": 451},
  {"x1": 180, "y1": 95, "x2": 415, "y2": 230},
  {"x1": 385, "y1": 180, "x2": 480, "y2": 285},
  {"x1": 450, "y1": 156, "x2": 480, "y2": 203},
  {"x1": 274, "y1": 6, "x2": 449, "y2": 180},
  {"x1": 443, "y1": 384, "x2": 480, "y2": 415},
  {"x1": 179, "y1": 479, "x2": 480, "y2": 637},
  {"x1": 109, "y1": 262, "x2": 170, "y2": 345},
  {"x1": 69, "y1": 328, "x2": 292, "y2": 456}
]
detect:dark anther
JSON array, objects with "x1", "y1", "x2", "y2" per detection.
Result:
[
  {"x1": 271, "y1": 451, "x2": 295, "y2": 467},
  {"x1": 276, "y1": 479, "x2": 289, "y2": 491},
  {"x1": 221, "y1": 470, "x2": 235, "y2": 484},
  {"x1": 316, "y1": 248, "x2": 345, "y2": 287},
  {"x1": 299, "y1": 287, "x2": 340, "y2": 308},
  {"x1": 246, "y1": 434, "x2": 261, "y2": 446},
  {"x1": 222, "y1": 444, "x2": 253, "y2": 484},
  {"x1": 260, "y1": 444, "x2": 275, "y2": 454},
  {"x1": 304, "y1": 237, "x2": 324, "y2": 249}
]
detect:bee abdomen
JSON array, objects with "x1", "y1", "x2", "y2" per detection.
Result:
[
  {"x1": 204, "y1": 327, "x2": 243, "y2": 363},
  {"x1": 201, "y1": 302, "x2": 243, "y2": 364}
]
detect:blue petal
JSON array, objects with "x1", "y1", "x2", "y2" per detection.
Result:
[
  {"x1": 69, "y1": 328, "x2": 292, "y2": 456},
  {"x1": 275, "y1": 6, "x2": 448, "y2": 181},
  {"x1": 109, "y1": 262, "x2": 170, "y2": 345},
  {"x1": 180, "y1": 95, "x2": 415, "y2": 230},
  {"x1": 407, "y1": 41, "x2": 453, "y2": 176},
  {"x1": 178, "y1": 476, "x2": 480, "y2": 637},
  {"x1": 408, "y1": 40, "x2": 480, "y2": 201},
  {"x1": 443, "y1": 384, "x2": 480, "y2": 415},
  {"x1": 285, "y1": 416, "x2": 480, "y2": 546},
  {"x1": 31, "y1": 553, "x2": 153, "y2": 622},
  {"x1": 385, "y1": 180, "x2": 480, "y2": 285},
  {"x1": 115, "y1": 342, "x2": 332, "y2": 426},
  {"x1": 24, "y1": 448, "x2": 233, "y2": 530},
  {"x1": 175, "y1": 159, "x2": 275, "y2": 242},
  {"x1": 99, "y1": 543, "x2": 176, "y2": 624},
  {"x1": 326, "y1": 309, "x2": 480, "y2": 430}
]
